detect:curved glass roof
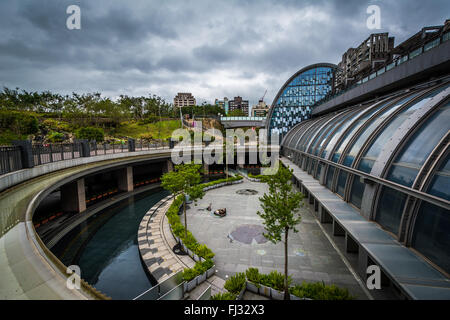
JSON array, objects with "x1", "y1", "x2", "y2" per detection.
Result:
[
  {"x1": 267, "y1": 64, "x2": 337, "y2": 142},
  {"x1": 281, "y1": 80, "x2": 450, "y2": 274}
]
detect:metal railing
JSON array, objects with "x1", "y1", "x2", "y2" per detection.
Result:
[
  {"x1": 220, "y1": 116, "x2": 266, "y2": 121},
  {"x1": 32, "y1": 142, "x2": 82, "y2": 165},
  {"x1": 0, "y1": 146, "x2": 23, "y2": 175},
  {"x1": 133, "y1": 271, "x2": 184, "y2": 300},
  {"x1": 0, "y1": 138, "x2": 172, "y2": 177}
]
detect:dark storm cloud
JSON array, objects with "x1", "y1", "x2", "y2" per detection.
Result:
[{"x1": 0, "y1": 0, "x2": 448, "y2": 105}]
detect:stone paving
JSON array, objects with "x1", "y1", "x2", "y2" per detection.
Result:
[
  {"x1": 138, "y1": 194, "x2": 227, "y2": 299},
  {"x1": 184, "y1": 179, "x2": 370, "y2": 299},
  {"x1": 138, "y1": 195, "x2": 184, "y2": 283}
]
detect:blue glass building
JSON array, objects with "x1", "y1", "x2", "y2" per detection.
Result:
[{"x1": 266, "y1": 63, "x2": 337, "y2": 142}]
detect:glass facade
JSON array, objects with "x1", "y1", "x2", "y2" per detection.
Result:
[
  {"x1": 268, "y1": 64, "x2": 336, "y2": 142},
  {"x1": 281, "y1": 80, "x2": 450, "y2": 274}
]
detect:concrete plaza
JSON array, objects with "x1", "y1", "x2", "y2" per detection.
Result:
[{"x1": 184, "y1": 179, "x2": 369, "y2": 299}]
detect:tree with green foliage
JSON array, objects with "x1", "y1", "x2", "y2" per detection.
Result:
[
  {"x1": 161, "y1": 163, "x2": 205, "y2": 239},
  {"x1": 227, "y1": 108, "x2": 246, "y2": 117},
  {"x1": 257, "y1": 164, "x2": 304, "y2": 300},
  {"x1": 75, "y1": 126, "x2": 104, "y2": 142}
]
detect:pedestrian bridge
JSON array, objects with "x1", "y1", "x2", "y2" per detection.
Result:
[{"x1": 219, "y1": 116, "x2": 266, "y2": 129}]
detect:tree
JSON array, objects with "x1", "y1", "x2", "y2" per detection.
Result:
[
  {"x1": 161, "y1": 163, "x2": 205, "y2": 239},
  {"x1": 227, "y1": 109, "x2": 246, "y2": 117},
  {"x1": 257, "y1": 163, "x2": 304, "y2": 300}
]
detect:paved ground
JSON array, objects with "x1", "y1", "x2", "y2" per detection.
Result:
[{"x1": 184, "y1": 179, "x2": 369, "y2": 299}]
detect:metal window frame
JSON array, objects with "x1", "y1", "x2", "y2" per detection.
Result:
[
  {"x1": 282, "y1": 146, "x2": 450, "y2": 212},
  {"x1": 343, "y1": 84, "x2": 444, "y2": 215},
  {"x1": 364, "y1": 84, "x2": 450, "y2": 227}
]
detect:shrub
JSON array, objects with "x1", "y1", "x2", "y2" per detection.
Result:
[
  {"x1": 245, "y1": 268, "x2": 261, "y2": 287},
  {"x1": 224, "y1": 272, "x2": 246, "y2": 295},
  {"x1": 289, "y1": 282, "x2": 354, "y2": 300},
  {"x1": 171, "y1": 222, "x2": 185, "y2": 237},
  {"x1": 47, "y1": 131, "x2": 65, "y2": 142},
  {"x1": 75, "y1": 126, "x2": 104, "y2": 142},
  {"x1": 202, "y1": 259, "x2": 214, "y2": 271},
  {"x1": 182, "y1": 268, "x2": 198, "y2": 282},
  {"x1": 268, "y1": 270, "x2": 291, "y2": 291},
  {"x1": 196, "y1": 244, "x2": 215, "y2": 260},
  {"x1": 0, "y1": 110, "x2": 39, "y2": 136},
  {"x1": 210, "y1": 292, "x2": 236, "y2": 300}
]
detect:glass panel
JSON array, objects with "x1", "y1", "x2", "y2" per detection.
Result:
[
  {"x1": 411, "y1": 202, "x2": 450, "y2": 274},
  {"x1": 386, "y1": 102, "x2": 450, "y2": 187},
  {"x1": 424, "y1": 38, "x2": 440, "y2": 52},
  {"x1": 318, "y1": 108, "x2": 365, "y2": 158},
  {"x1": 350, "y1": 177, "x2": 365, "y2": 209},
  {"x1": 342, "y1": 92, "x2": 422, "y2": 168},
  {"x1": 427, "y1": 153, "x2": 450, "y2": 201},
  {"x1": 330, "y1": 99, "x2": 394, "y2": 163},
  {"x1": 322, "y1": 106, "x2": 376, "y2": 160},
  {"x1": 326, "y1": 166, "x2": 335, "y2": 190},
  {"x1": 296, "y1": 117, "x2": 330, "y2": 151},
  {"x1": 308, "y1": 111, "x2": 353, "y2": 155},
  {"x1": 375, "y1": 187, "x2": 407, "y2": 235},
  {"x1": 315, "y1": 163, "x2": 322, "y2": 179},
  {"x1": 336, "y1": 171, "x2": 348, "y2": 197},
  {"x1": 358, "y1": 84, "x2": 450, "y2": 174},
  {"x1": 409, "y1": 47, "x2": 423, "y2": 59}
]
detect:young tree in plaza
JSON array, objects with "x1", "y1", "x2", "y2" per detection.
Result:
[
  {"x1": 257, "y1": 163, "x2": 304, "y2": 300},
  {"x1": 161, "y1": 163, "x2": 204, "y2": 239}
]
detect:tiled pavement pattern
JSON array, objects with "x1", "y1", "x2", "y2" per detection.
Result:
[
  {"x1": 138, "y1": 195, "x2": 184, "y2": 283},
  {"x1": 138, "y1": 194, "x2": 227, "y2": 299},
  {"x1": 185, "y1": 180, "x2": 370, "y2": 299}
]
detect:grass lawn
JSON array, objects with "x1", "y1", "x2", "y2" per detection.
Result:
[{"x1": 114, "y1": 119, "x2": 182, "y2": 140}]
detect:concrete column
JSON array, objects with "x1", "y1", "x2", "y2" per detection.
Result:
[
  {"x1": 61, "y1": 179, "x2": 86, "y2": 213},
  {"x1": 333, "y1": 220, "x2": 345, "y2": 236},
  {"x1": 118, "y1": 166, "x2": 134, "y2": 192},
  {"x1": 346, "y1": 234, "x2": 359, "y2": 253},
  {"x1": 164, "y1": 160, "x2": 174, "y2": 173}
]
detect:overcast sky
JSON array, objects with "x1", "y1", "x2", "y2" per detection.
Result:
[{"x1": 0, "y1": 0, "x2": 448, "y2": 108}]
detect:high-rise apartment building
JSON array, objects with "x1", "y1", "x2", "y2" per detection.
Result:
[
  {"x1": 228, "y1": 96, "x2": 249, "y2": 115},
  {"x1": 174, "y1": 92, "x2": 196, "y2": 107}
]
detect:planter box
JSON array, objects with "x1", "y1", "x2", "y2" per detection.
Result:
[
  {"x1": 270, "y1": 288, "x2": 284, "y2": 300},
  {"x1": 236, "y1": 286, "x2": 246, "y2": 300},
  {"x1": 193, "y1": 254, "x2": 200, "y2": 262},
  {"x1": 197, "y1": 272, "x2": 207, "y2": 285},
  {"x1": 290, "y1": 294, "x2": 301, "y2": 300},
  {"x1": 259, "y1": 284, "x2": 271, "y2": 298},
  {"x1": 181, "y1": 243, "x2": 187, "y2": 253},
  {"x1": 206, "y1": 265, "x2": 215, "y2": 278},
  {"x1": 186, "y1": 277, "x2": 197, "y2": 292},
  {"x1": 246, "y1": 281, "x2": 260, "y2": 294}
]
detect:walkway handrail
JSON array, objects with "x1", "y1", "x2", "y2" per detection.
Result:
[{"x1": 133, "y1": 270, "x2": 184, "y2": 300}]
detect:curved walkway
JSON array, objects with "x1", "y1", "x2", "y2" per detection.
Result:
[{"x1": 138, "y1": 194, "x2": 227, "y2": 299}]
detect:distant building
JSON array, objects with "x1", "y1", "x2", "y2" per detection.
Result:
[
  {"x1": 229, "y1": 96, "x2": 249, "y2": 115},
  {"x1": 335, "y1": 33, "x2": 395, "y2": 91},
  {"x1": 174, "y1": 92, "x2": 196, "y2": 107},
  {"x1": 251, "y1": 100, "x2": 270, "y2": 117},
  {"x1": 215, "y1": 97, "x2": 229, "y2": 113}
]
